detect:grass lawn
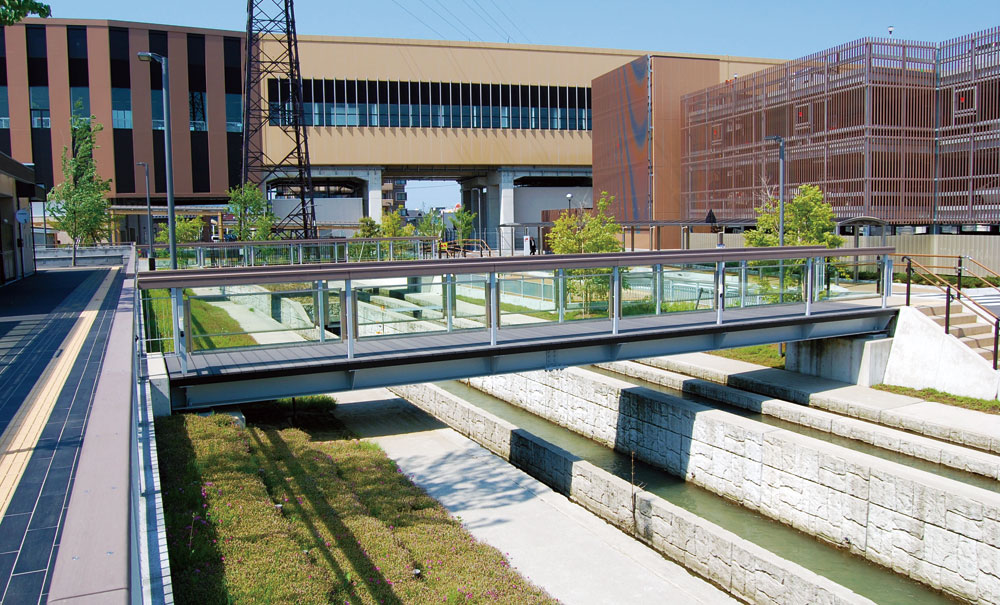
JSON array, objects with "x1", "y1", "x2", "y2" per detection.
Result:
[
  {"x1": 142, "y1": 288, "x2": 257, "y2": 352},
  {"x1": 708, "y1": 344, "x2": 785, "y2": 369},
  {"x1": 872, "y1": 384, "x2": 1000, "y2": 414},
  {"x1": 157, "y1": 400, "x2": 555, "y2": 604}
]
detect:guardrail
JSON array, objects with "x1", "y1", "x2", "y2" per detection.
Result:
[
  {"x1": 142, "y1": 236, "x2": 441, "y2": 269},
  {"x1": 136, "y1": 246, "x2": 894, "y2": 375}
]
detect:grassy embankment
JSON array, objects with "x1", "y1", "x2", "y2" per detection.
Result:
[
  {"x1": 873, "y1": 385, "x2": 1000, "y2": 414},
  {"x1": 708, "y1": 344, "x2": 785, "y2": 369},
  {"x1": 141, "y1": 288, "x2": 257, "y2": 352},
  {"x1": 157, "y1": 400, "x2": 555, "y2": 604}
]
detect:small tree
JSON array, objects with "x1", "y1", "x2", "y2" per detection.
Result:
[
  {"x1": 746, "y1": 184, "x2": 843, "y2": 301},
  {"x1": 380, "y1": 210, "x2": 415, "y2": 238},
  {"x1": 355, "y1": 216, "x2": 381, "y2": 238},
  {"x1": 416, "y1": 209, "x2": 444, "y2": 238},
  {"x1": 47, "y1": 115, "x2": 112, "y2": 266},
  {"x1": 546, "y1": 192, "x2": 623, "y2": 317},
  {"x1": 0, "y1": 1, "x2": 50, "y2": 25},
  {"x1": 227, "y1": 184, "x2": 276, "y2": 241},
  {"x1": 156, "y1": 216, "x2": 204, "y2": 245},
  {"x1": 451, "y1": 207, "x2": 476, "y2": 241}
]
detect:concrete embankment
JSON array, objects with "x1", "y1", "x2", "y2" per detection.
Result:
[
  {"x1": 596, "y1": 360, "x2": 1000, "y2": 483},
  {"x1": 644, "y1": 352, "x2": 1000, "y2": 455},
  {"x1": 389, "y1": 382, "x2": 874, "y2": 605},
  {"x1": 464, "y1": 368, "x2": 1000, "y2": 603}
]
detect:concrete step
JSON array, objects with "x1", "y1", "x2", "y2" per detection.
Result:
[
  {"x1": 948, "y1": 323, "x2": 993, "y2": 338},
  {"x1": 918, "y1": 303, "x2": 963, "y2": 317},
  {"x1": 960, "y1": 334, "x2": 998, "y2": 349},
  {"x1": 972, "y1": 347, "x2": 998, "y2": 364},
  {"x1": 930, "y1": 312, "x2": 979, "y2": 327}
]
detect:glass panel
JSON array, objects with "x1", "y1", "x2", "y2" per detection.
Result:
[
  {"x1": 225, "y1": 93, "x2": 242, "y2": 132},
  {"x1": 497, "y1": 271, "x2": 558, "y2": 326},
  {"x1": 660, "y1": 263, "x2": 717, "y2": 311},
  {"x1": 189, "y1": 90, "x2": 207, "y2": 131},
  {"x1": 564, "y1": 269, "x2": 611, "y2": 320},
  {"x1": 151, "y1": 89, "x2": 165, "y2": 130},
  {"x1": 70, "y1": 87, "x2": 90, "y2": 120},
  {"x1": 0, "y1": 86, "x2": 9, "y2": 128},
  {"x1": 111, "y1": 87, "x2": 132, "y2": 129},
  {"x1": 619, "y1": 267, "x2": 656, "y2": 317}
]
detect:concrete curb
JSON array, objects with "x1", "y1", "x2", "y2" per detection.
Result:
[{"x1": 390, "y1": 382, "x2": 875, "y2": 605}]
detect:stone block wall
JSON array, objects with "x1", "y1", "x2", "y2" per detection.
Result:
[
  {"x1": 466, "y1": 368, "x2": 1000, "y2": 603},
  {"x1": 390, "y1": 382, "x2": 871, "y2": 605}
]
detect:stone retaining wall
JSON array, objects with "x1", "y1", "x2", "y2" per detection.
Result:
[
  {"x1": 466, "y1": 368, "x2": 1000, "y2": 603},
  {"x1": 597, "y1": 361, "x2": 1000, "y2": 482},
  {"x1": 390, "y1": 382, "x2": 872, "y2": 605}
]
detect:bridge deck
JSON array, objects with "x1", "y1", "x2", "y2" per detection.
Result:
[{"x1": 166, "y1": 299, "x2": 895, "y2": 392}]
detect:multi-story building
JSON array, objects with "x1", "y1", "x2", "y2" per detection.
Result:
[
  {"x1": 2, "y1": 18, "x2": 778, "y2": 247},
  {"x1": 678, "y1": 27, "x2": 1000, "y2": 232}
]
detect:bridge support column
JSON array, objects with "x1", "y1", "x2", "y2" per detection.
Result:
[{"x1": 494, "y1": 170, "x2": 515, "y2": 255}]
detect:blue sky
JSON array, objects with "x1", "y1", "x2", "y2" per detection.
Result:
[{"x1": 44, "y1": 0, "x2": 999, "y2": 208}]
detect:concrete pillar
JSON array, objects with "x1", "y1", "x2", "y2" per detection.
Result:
[
  {"x1": 365, "y1": 168, "x2": 383, "y2": 224},
  {"x1": 489, "y1": 169, "x2": 515, "y2": 255}
]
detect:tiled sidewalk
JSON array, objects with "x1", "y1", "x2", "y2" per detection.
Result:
[{"x1": 0, "y1": 269, "x2": 120, "y2": 604}]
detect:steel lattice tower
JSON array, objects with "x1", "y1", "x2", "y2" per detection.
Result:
[{"x1": 242, "y1": 0, "x2": 316, "y2": 239}]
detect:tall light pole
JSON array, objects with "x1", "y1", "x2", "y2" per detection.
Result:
[
  {"x1": 566, "y1": 192, "x2": 573, "y2": 211},
  {"x1": 137, "y1": 161, "x2": 154, "y2": 271},
  {"x1": 138, "y1": 51, "x2": 177, "y2": 269},
  {"x1": 765, "y1": 135, "x2": 786, "y2": 301}
]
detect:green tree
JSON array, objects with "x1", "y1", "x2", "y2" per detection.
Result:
[
  {"x1": 451, "y1": 207, "x2": 476, "y2": 241},
  {"x1": 156, "y1": 216, "x2": 204, "y2": 244},
  {"x1": 355, "y1": 216, "x2": 381, "y2": 238},
  {"x1": 416, "y1": 209, "x2": 444, "y2": 238},
  {"x1": 226, "y1": 184, "x2": 276, "y2": 241},
  {"x1": 0, "y1": 0, "x2": 50, "y2": 25},
  {"x1": 545, "y1": 192, "x2": 624, "y2": 317},
  {"x1": 47, "y1": 114, "x2": 112, "y2": 266},
  {"x1": 745, "y1": 184, "x2": 843, "y2": 249},
  {"x1": 380, "y1": 210, "x2": 415, "y2": 238}
]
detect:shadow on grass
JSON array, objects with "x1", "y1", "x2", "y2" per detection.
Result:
[
  {"x1": 247, "y1": 426, "x2": 405, "y2": 605},
  {"x1": 155, "y1": 416, "x2": 229, "y2": 604}
]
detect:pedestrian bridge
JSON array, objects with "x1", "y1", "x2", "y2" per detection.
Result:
[{"x1": 135, "y1": 246, "x2": 897, "y2": 410}]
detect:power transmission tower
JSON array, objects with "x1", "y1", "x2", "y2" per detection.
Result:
[{"x1": 242, "y1": 0, "x2": 317, "y2": 239}]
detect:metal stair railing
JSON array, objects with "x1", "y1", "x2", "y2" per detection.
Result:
[{"x1": 902, "y1": 255, "x2": 999, "y2": 370}]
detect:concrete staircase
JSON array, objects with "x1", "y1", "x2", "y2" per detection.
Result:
[{"x1": 918, "y1": 302, "x2": 997, "y2": 363}]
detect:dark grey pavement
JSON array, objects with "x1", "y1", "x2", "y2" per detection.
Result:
[{"x1": 0, "y1": 268, "x2": 121, "y2": 604}]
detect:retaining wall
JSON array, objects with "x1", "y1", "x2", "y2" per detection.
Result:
[
  {"x1": 466, "y1": 368, "x2": 1000, "y2": 603},
  {"x1": 390, "y1": 382, "x2": 872, "y2": 605}
]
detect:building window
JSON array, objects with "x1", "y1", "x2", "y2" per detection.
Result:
[
  {"x1": 71, "y1": 87, "x2": 90, "y2": 121},
  {"x1": 151, "y1": 90, "x2": 165, "y2": 130},
  {"x1": 30, "y1": 86, "x2": 50, "y2": 128},
  {"x1": 0, "y1": 87, "x2": 9, "y2": 129},
  {"x1": 189, "y1": 91, "x2": 207, "y2": 131},
  {"x1": 226, "y1": 93, "x2": 242, "y2": 132},
  {"x1": 111, "y1": 88, "x2": 132, "y2": 129}
]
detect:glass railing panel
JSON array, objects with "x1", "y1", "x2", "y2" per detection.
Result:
[
  {"x1": 355, "y1": 275, "x2": 451, "y2": 338},
  {"x1": 819, "y1": 257, "x2": 884, "y2": 301},
  {"x1": 140, "y1": 288, "x2": 174, "y2": 353},
  {"x1": 660, "y1": 263, "x2": 716, "y2": 312},
  {"x1": 564, "y1": 269, "x2": 612, "y2": 321},
  {"x1": 185, "y1": 283, "x2": 336, "y2": 352},
  {"x1": 620, "y1": 266, "x2": 655, "y2": 318},
  {"x1": 497, "y1": 270, "x2": 558, "y2": 326}
]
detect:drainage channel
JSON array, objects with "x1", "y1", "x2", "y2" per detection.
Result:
[
  {"x1": 434, "y1": 380, "x2": 956, "y2": 605},
  {"x1": 585, "y1": 365, "x2": 1000, "y2": 495}
]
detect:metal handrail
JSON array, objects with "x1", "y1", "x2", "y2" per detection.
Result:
[
  {"x1": 444, "y1": 238, "x2": 493, "y2": 257},
  {"x1": 902, "y1": 255, "x2": 999, "y2": 370},
  {"x1": 962, "y1": 256, "x2": 1000, "y2": 297},
  {"x1": 150, "y1": 235, "x2": 439, "y2": 249},
  {"x1": 138, "y1": 246, "x2": 893, "y2": 290}
]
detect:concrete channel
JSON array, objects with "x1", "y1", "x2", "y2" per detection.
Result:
[{"x1": 391, "y1": 380, "x2": 956, "y2": 604}]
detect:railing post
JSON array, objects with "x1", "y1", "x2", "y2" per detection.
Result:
[
  {"x1": 249, "y1": 245, "x2": 255, "y2": 267},
  {"x1": 612, "y1": 266, "x2": 620, "y2": 335},
  {"x1": 299, "y1": 243, "x2": 304, "y2": 265},
  {"x1": 945, "y1": 285, "x2": 952, "y2": 335},
  {"x1": 882, "y1": 256, "x2": 892, "y2": 309},
  {"x1": 956, "y1": 256, "x2": 963, "y2": 300},
  {"x1": 344, "y1": 279, "x2": 355, "y2": 359},
  {"x1": 557, "y1": 268, "x2": 565, "y2": 323},
  {"x1": 805, "y1": 257, "x2": 814, "y2": 316},
  {"x1": 905, "y1": 257, "x2": 912, "y2": 306},
  {"x1": 171, "y1": 287, "x2": 187, "y2": 374},
  {"x1": 197, "y1": 246, "x2": 204, "y2": 268},
  {"x1": 994, "y1": 317, "x2": 998, "y2": 371},
  {"x1": 445, "y1": 274, "x2": 454, "y2": 333},
  {"x1": 739, "y1": 260, "x2": 747, "y2": 308},
  {"x1": 715, "y1": 261, "x2": 724, "y2": 325},
  {"x1": 317, "y1": 280, "x2": 327, "y2": 343},
  {"x1": 489, "y1": 272, "x2": 498, "y2": 346},
  {"x1": 654, "y1": 264, "x2": 663, "y2": 315},
  {"x1": 389, "y1": 240, "x2": 394, "y2": 261},
  {"x1": 334, "y1": 242, "x2": 340, "y2": 263},
  {"x1": 377, "y1": 242, "x2": 382, "y2": 262}
]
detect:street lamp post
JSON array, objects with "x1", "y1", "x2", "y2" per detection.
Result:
[
  {"x1": 765, "y1": 135, "x2": 786, "y2": 301},
  {"x1": 137, "y1": 161, "x2": 154, "y2": 271},
  {"x1": 566, "y1": 192, "x2": 573, "y2": 211},
  {"x1": 137, "y1": 51, "x2": 177, "y2": 270}
]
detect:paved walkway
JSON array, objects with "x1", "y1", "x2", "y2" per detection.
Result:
[
  {"x1": 0, "y1": 268, "x2": 121, "y2": 604},
  {"x1": 332, "y1": 388, "x2": 736, "y2": 605}
]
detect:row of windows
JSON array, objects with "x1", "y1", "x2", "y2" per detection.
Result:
[{"x1": 268, "y1": 79, "x2": 593, "y2": 131}]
